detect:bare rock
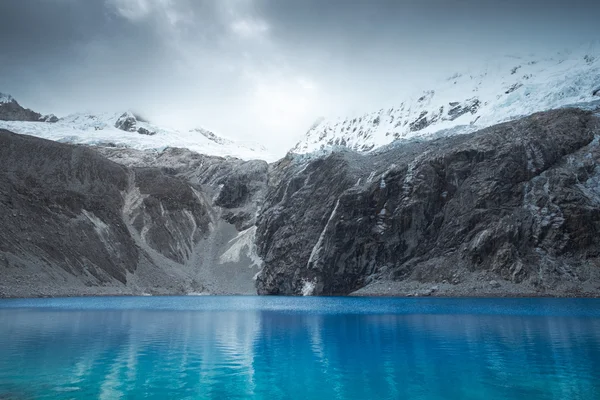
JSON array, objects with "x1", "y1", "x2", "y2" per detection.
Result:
[
  {"x1": 39, "y1": 114, "x2": 59, "y2": 123},
  {"x1": 0, "y1": 94, "x2": 41, "y2": 121},
  {"x1": 115, "y1": 112, "x2": 137, "y2": 132},
  {"x1": 256, "y1": 109, "x2": 600, "y2": 296},
  {"x1": 137, "y1": 127, "x2": 155, "y2": 136}
]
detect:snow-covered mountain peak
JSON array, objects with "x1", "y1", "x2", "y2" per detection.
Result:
[
  {"x1": 0, "y1": 105, "x2": 276, "y2": 161},
  {"x1": 0, "y1": 93, "x2": 15, "y2": 104},
  {"x1": 293, "y1": 46, "x2": 600, "y2": 154}
]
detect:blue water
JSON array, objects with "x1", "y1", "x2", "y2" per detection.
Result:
[{"x1": 0, "y1": 297, "x2": 599, "y2": 400}]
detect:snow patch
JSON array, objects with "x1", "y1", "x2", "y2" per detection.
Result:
[
  {"x1": 375, "y1": 208, "x2": 388, "y2": 235},
  {"x1": 301, "y1": 278, "x2": 317, "y2": 296},
  {"x1": 307, "y1": 199, "x2": 341, "y2": 266},
  {"x1": 82, "y1": 210, "x2": 109, "y2": 237},
  {"x1": 0, "y1": 93, "x2": 14, "y2": 104},
  {"x1": 219, "y1": 226, "x2": 263, "y2": 268},
  {"x1": 367, "y1": 171, "x2": 376, "y2": 183},
  {"x1": 122, "y1": 181, "x2": 147, "y2": 223}
]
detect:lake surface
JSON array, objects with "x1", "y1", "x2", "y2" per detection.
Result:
[{"x1": 0, "y1": 297, "x2": 599, "y2": 400}]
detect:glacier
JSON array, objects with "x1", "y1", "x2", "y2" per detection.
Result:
[
  {"x1": 0, "y1": 109, "x2": 275, "y2": 162},
  {"x1": 293, "y1": 44, "x2": 600, "y2": 154}
]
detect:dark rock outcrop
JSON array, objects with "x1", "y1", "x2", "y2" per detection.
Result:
[
  {"x1": 256, "y1": 109, "x2": 600, "y2": 296},
  {"x1": 505, "y1": 83, "x2": 523, "y2": 94},
  {"x1": 0, "y1": 96, "x2": 42, "y2": 122},
  {"x1": 39, "y1": 114, "x2": 59, "y2": 123},
  {"x1": 115, "y1": 112, "x2": 137, "y2": 132},
  {"x1": 447, "y1": 98, "x2": 481, "y2": 121},
  {"x1": 137, "y1": 127, "x2": 155, "y2": 136}
]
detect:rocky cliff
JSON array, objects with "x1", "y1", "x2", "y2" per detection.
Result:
[
  {"x1": 0, "y1": 93, "x2": 42, "y2": 122},
  {"x1": 1, "y1": 108, "x2": 600, "y2": 297},
  {"x1": 0, "y1": 130, "x2": 266, "y2": 297},
  {"x1": 257, "y1": 108, "x2": 600, "y2": 296}
]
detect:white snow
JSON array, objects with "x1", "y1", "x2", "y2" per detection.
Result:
[
  {"x1": 0, "y1": 111, "x2": 275, "y2": 162},
  {"x1": 3, "y1": 44, "x2": 598, "y2": 161},
  {"x1": 219, "y1": 226, "x2": 263, "y2": 268},
  {"x1": 293, "y1": 43, "x2": 600, "y2": 154},
  {"x1": 301, "y1": 278, "x2": 317, "y2": 296},
  {"x1": 307, "y1": 199, "x2": 341, "y2": 267},
  {"x1": 0, "y1": 92, "x2": 14, "y2": 104},
  {"x1": 367, "y1": 171, "x2": 376, "y2": 183},
  {"x1": 82, "y1": 210, "x2": 109, "y2": 237},
  {"x1": 375, "y1": 208, "x2": 388, "y2": 235}
]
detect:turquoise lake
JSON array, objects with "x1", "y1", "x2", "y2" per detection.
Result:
[{"x1": 0, "y1": 296, "x2": 599, "y2": 399}]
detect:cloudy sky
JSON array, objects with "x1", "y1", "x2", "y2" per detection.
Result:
[{"x1": 0, "y1": 0, "x2": 598, "y2": 153}]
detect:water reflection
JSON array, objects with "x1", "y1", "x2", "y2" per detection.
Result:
[{"x1": 0, "y1": 299, "x2": 599, "y2": 400}]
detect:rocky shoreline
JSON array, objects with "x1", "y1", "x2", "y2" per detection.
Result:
[{"x1": 350, "y1": 275, "x2": 600, "y2": 298}]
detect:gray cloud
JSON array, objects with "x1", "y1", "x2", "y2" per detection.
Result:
[{"x1": 0, "y1": 0, "x2": 598, "y2": 154}]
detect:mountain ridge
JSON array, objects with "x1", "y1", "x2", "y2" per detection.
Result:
[
  {"x1": 0, "y1": 99, "x2": 275, "y2": 162},
  {"x1": 1, "y1": 108, "x2": 600, "y2": 297},
  {"x1": 293, "y1": 46, "x2": 600, "y2": 154}
]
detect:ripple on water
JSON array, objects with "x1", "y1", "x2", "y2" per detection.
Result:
[{"x1": 0, "y1": 297, "x2": 599, "y2": 400}]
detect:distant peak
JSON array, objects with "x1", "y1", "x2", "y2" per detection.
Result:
[
  {"x1": 115, "y1": 111, "x2": 138, "y2": 132},
  {"x1": 292, "y1": 44, "x2": 600, "y2": 155},
  {"x1": 0, "y1": 92, "x2": 15, "y2": 104}
]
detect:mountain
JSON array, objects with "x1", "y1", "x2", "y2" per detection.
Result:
[
  {"x1": 293, "y1": 46, "x2": 600, "y2": 154},
  {"x1": 0, "y1": 92, "x2": 43, "y2": 122},
  {"x1": 2, "y1": 107, "x2": 599, "y2": 298},
  {"x1": 0, "y1": 104, "x2": 275, "y2": 162},
  {"x1": 0, "y1": 129, "x2": 269, "y2": 297},
  {"x1": 2, "y1": 47, "x2": 600, "y2": 298},
  {"x1": 258, "y1": 108, "x2": 600, "y2": 296}
]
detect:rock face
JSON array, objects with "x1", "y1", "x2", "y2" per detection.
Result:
[
  {"x1": 137, "y1": 127, "x2": 155, "y2": 136},
  {"x1": 2, "y1": 108, "x2": 600, "y2": 298},
  {"x1": 39, "y1": 114, "x2": 59, "y2": 123},
  {"x1": 94, "y1": 146, "x2": 269, "y2": 231},
  {"x1": 256, "y1": 109, "x2": 600, "y2": 296},
  {"x1": 115, "y1": 112, "x2": 137, "y2": 132},
  {"x1": 0, "y1": 94, "x2": 42, "y2": 122},
  {"x1": 0, "y1": 130, "x2": 267, "y2": 297}
]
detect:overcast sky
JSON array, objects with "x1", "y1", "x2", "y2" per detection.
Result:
[{"x1": 0, "y1": 0, "x2": 598, "y2": 153}]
